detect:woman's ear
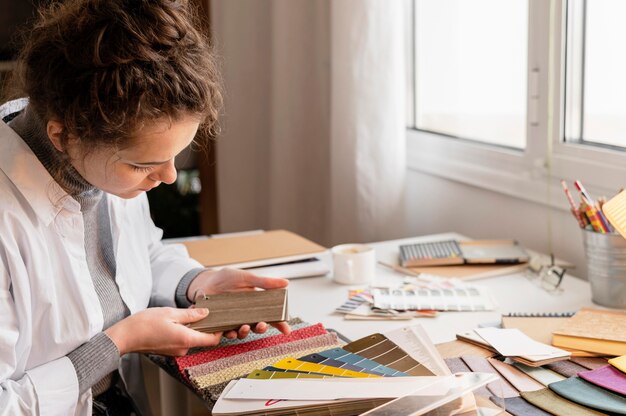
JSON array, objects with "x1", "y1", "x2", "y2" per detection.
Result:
[{"x1": 46, "y1": 120, "x2": 65, "y2": 152}]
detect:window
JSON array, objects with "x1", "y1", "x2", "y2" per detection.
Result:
[
  {"x1": 407, "y1": 0, "x2": 626, "y2": 203},
  {"x1": 414, "y1": 0, "x2": 528, "y2": 149},
  {"x1": 565, "y1": 0, "x2": 626, "y2": 149}
]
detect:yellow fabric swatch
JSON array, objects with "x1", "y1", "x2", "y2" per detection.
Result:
[
  {"x1": 271, "y1": 357, "x2": 382, "y2": 378},
  {"x1": 609, "y1": 355, "x2": 626, "y2": 374}
]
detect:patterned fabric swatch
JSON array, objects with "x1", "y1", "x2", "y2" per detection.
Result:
[
  {"x1": 185, "y1": 333, "x2": 339, "y2": 380},
  {"x1": 210, "y1": 318, "x2": 308, "y2": 348},
  {"x1": 549, "y1": 376, "x2": 626, "y2": 415},
  {"x1": 489, "y1": 396, "x2": 551, "y2": 416},
  {"x1": 579, "y1": 365, "x2": 626, "y2": 396},
  {"x1": 546, "y1": 360, "x2": 591, "y2": 378},
  {"x1": 175, "y1": 323, "x2": 328, "y2": 378},
  {"x1": 609, "y1": 355, "x2": 626, "y2": 374},
  {"x1": 520, "y1": 388, "x2": 606, "y2": 416},
  {"x1": 570, "y1": 357, "x2": 609, "y2": 371},
  {"x1": 191, "y1": 345, "x2": 332, "y2": 390},
  {"x1": 461, "y1": 355, "x2": 518, "y2": 398}
]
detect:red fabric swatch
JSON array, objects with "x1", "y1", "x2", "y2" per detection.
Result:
[{"x1": 174, "y1": 323, "x2": 327, "y2": 379}]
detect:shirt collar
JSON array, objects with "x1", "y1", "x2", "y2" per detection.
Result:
[{"x1": 0, "y1": 119, "x2": 80, "y2": 226}]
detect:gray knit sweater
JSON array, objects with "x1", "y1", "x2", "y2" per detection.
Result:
[{"x1": 7, "y1": 107, "x2": 202, "y2": 396}]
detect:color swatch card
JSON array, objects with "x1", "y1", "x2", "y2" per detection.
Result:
[
  {"x1": 372, "y1": 286, "x2": 495, "y2": 312},
  {"x1": 474, "y1": 327, "x2": 569, "y2": 358}
]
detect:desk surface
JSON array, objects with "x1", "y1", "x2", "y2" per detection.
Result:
[{"x1": 288, "y1": 233, "x2": 594, "y2": 344}]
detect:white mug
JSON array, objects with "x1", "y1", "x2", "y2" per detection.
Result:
[{"x1": 331, "y1": 244, "x2": 376, "y2": 285}]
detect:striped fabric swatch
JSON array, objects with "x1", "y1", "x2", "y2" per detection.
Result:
[
  {"x1": 545, "y1": 360, "x2": 590, "y2": 378},
  {"x1": 549, "y1": 376, "x2": 626, "y2": 415},
  {"x1": 489, "y1": 396, "x2": 551, "y2": 416},
  {"x1": 520, "y1": 388, "x2": 606, "y2": 416},
  {"x1": 609, "y1": 355, "x2": 626, "y2": 374},
  {"x1": 461, "y1": 355, "x2": 518, "y2": 398},
  {"x1": 191, "y1": 345, "x2": 333, "y2": 390},
  {"x1": 175, "y1": 323, "x2": 328, "y2": 378},
  {"x1": 579, "y1": 365, "x2": 626, "y2": 396},
  {"x1": 185, "y1": 333, "x2": 339, "y2": 380}
]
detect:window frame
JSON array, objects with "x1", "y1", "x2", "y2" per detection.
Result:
[{"x1": 406, "y1": 0, "x2": 626, "y2": 208}]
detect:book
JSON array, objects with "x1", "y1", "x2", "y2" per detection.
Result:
[
  {"x1": 187, "y1": 288, "x2": 288, "y2": 333},
  {"x1": 399, "y1": 239, "x2": 529, "y2": 267},
  {"x1": 552, "y1": 308, "x2": 626, "y2": 356},
  {"x1": 181, "y1": 229, "x2": 329, "y2": 279}
]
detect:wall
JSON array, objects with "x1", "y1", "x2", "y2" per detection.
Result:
[{"x1": 405, "y1": 168, "x2": 589, "y2": 279}]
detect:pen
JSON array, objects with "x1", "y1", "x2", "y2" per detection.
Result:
[
  {"x1": 575, "y1": 180, "x2": 611, "y2": 233},
  {"x1": 561, "y1": 180, "x2": 586, "y2": 228}
]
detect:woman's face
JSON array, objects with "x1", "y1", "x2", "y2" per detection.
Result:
[{"x1": 58, "y1": 115, "x2": 200, "y2": 199}]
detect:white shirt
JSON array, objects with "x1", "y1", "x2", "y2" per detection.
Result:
[{"x1": 0, "y1": 111, "x2": 203, "y2": 415}]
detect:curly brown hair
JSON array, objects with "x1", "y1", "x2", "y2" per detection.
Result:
[{"x1": 10, "y1": 0, "x2": 222, "y2": 150}]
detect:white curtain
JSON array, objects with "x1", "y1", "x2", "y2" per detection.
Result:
[{"x1": 211, "y1": 0, "x2": 406, "y2": 246}]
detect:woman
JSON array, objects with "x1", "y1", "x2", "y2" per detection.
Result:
[{"x1": 0, "y1": 0, "x2": 288, "y2": 414}]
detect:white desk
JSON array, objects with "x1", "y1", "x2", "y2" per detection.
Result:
[{"x1": 288, "y1": 232, "x2": 594, "y2": 344}]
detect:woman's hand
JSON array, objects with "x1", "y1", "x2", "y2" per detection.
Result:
[
  {"x1": 186, "y1": 268, "x2": 291, "y2": 338},
  {"x1": 104, "y1": 307, "x2": 221, "y2": 356}
]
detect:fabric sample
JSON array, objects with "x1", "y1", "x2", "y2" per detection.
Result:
[
  {"x1": 318, "y1": 348, "x2": 407, "y2": 377},
  {"x1": 190, "y1": 345, "x2": 333, "y2": 390},
  {"x1": 343, "y1": 333, "x2": 433, "y2": 376},
  {"x1": 546, "y1": 360, "x2": 589, "y2": 378},
  {"x1": 579, "y1": 365, "x2": 626, "y2": 396},
  {"x1": 461, "y1": 355, "x2": 518, "y2": 398},
  {"x1": 609, "y1": 355, "x2": 626, "y2": 374},
  {"x1": 513, "y1": 362, "x2": 566, "y2": 386},
  {"x1": 185, "y1": 333, "x2": 339, "y2": 380},
  {"x1": 444, "y1": 357, "x2": 472, "y2": 373},
  {"x1": 570, "y1": 356, "x2": 609, "y2": 370},
  {"x1": 445, "y1": 357, "x2": 490, "y2": 398},
  {"x1": 487, "y1": 358, "x2": 544, "y2": 392},
  {"x1": 549, "y1": 376, "x2": 626, "y2": 415},
  {"x1": 520, "y1": 388, "x2": 606, "y2": 416},
  {"x1": 489, "y1": 396, "x2": 551, "y2": 416},
  {"x1": 298, "y1": 352, "x2": 388, "y2": 376},
  {"x1": 175, "y1": 323, "x2": 328, "y2": 377}
]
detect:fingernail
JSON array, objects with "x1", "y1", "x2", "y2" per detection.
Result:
[{"x1": 196, "y1": 308, "x2": 209, "y2": 315}]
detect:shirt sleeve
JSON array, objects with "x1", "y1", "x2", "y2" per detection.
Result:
[
  {"x1": 0, "y1": 250, "x2": 79, "y2": 415},
  {"x1": 67, "y1": 332, "x2": 120, "y2": 395}
]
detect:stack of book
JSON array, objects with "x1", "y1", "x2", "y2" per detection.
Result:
[{"x1": 551, "y1": 308, "x2": 626, "y2": 357}]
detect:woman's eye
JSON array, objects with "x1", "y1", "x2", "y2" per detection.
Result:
[{"x1": 131, "y1": 165, "x2": 154, "y2": 173}]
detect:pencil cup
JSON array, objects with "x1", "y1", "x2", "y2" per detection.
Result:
[
  {"x1": 582, "y1": 229, "x2": 626, "y2": 308},
  {"x1": 331, "y1": 244, "x2": 376, "y2": 285}
]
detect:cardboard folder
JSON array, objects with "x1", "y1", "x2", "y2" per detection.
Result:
[{"x1": 182, "y1": 229, "x2": 327, "y2": 269}]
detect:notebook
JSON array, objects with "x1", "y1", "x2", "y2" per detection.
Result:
[
  {"x1": 187, "y1": 289, "x2": 288, "y2": 333},
  {"x1": 399, "y1": 239, "x2": 529, "y2": 267},
  {"x1": 181, "y1": 230, "x2": 330, "y2": 279}
]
